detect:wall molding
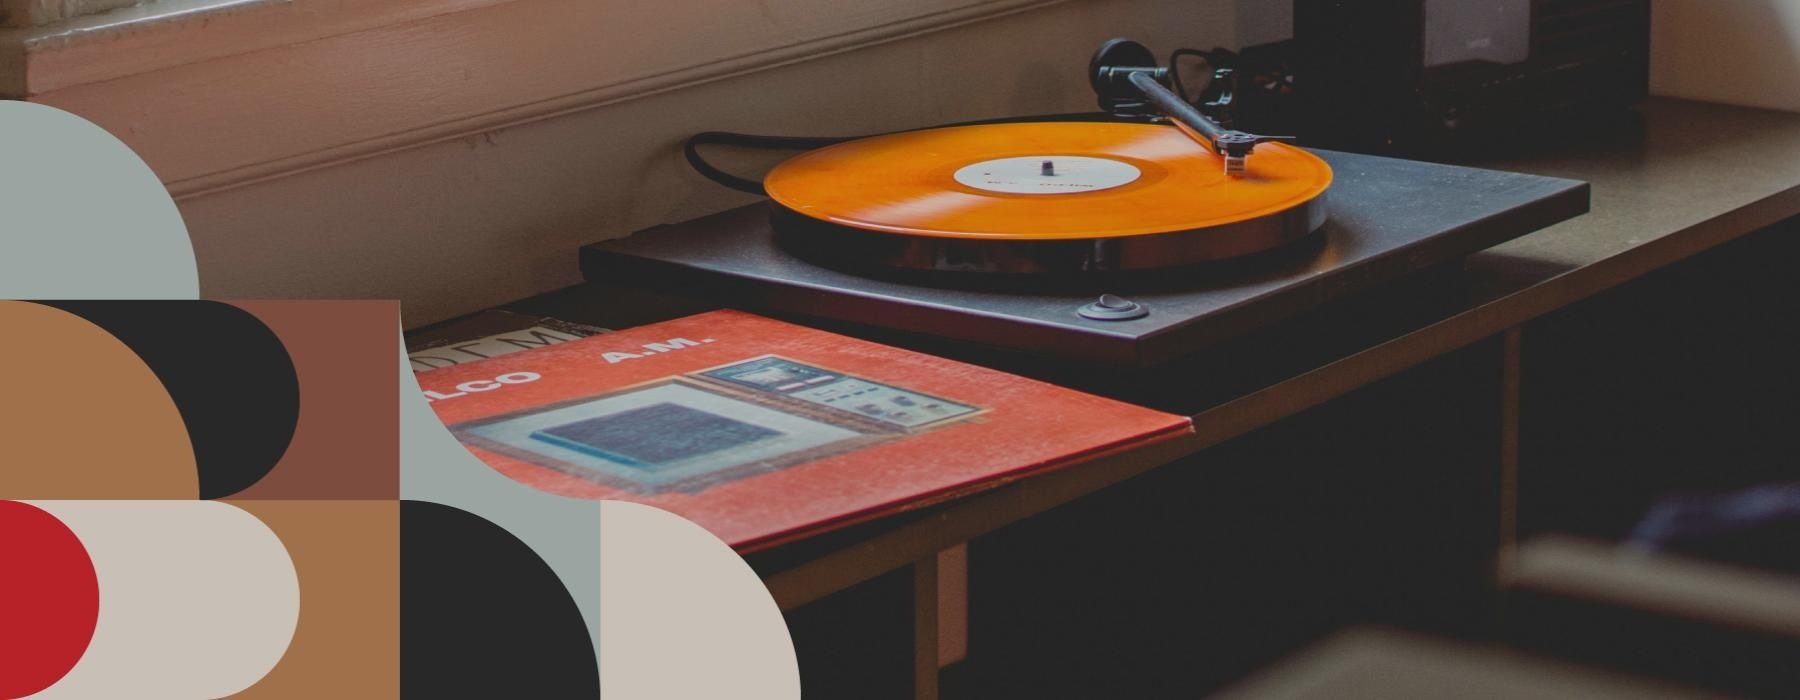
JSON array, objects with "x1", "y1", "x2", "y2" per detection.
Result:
[
  {"x1": 2, "y1": 0, "x2": 142, "y2": 28},
  {"x1": 9, "y1": 0, "x2": 517, "y2": 94},
  {"x1": 20, "y1": 0, "x2": 1072, "y2": 200}
]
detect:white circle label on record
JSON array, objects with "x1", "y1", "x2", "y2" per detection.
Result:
[{"x1": 953, "y1": 156, "x2": 1140, "y2": 195}]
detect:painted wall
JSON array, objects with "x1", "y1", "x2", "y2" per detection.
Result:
[
  {"x1": 175, "y1": 0, "x2": 1234, "y2": 326},
  {"x1": 1651, "y1": 0, "x2": 1800, "y2": 113},
  {"x1": 1235, "y1": 0, "x2": 1292, "y2": 48}
]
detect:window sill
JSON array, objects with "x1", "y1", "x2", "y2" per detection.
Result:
[
  {"x1": 6, "y1": 0, "x2": 1070, "y2": 199},
  {"x1": 4, "y1": 0, "x2": 514, "y2": 96}
]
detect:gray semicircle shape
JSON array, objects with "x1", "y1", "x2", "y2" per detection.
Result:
[
  {"x1": 396, "y1": 332, "x2": 605, "y2": 666},
  {"x1": 0, "y1": 101, "x2": 198, "y2": 300}
]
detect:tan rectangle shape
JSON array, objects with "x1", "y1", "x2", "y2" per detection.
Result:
[{"x1": 229, "y1": 500, "x2": 400, "y2": 699}]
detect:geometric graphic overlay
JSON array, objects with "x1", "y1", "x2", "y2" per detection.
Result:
[
  {"x1": 399, "y1": 338, "x2": 605, "y2": 667},
  {"x1": 20, "y1": 500, "x2": 299, "y2": 699},
  {"x1": 599, "y1": 501, "x2": 800, "y2": 699},
  {"x1": 400, "y1": 500, "x2": 599, "y2": 699},
  {"x1": 0, "y1": 101, "x2": 196, "y2": 301},
  {"x1": 228, "y1": 301, "x2": 400, "y2": 500},
  {"x1": 0, "y1": 301, "x2": 199, "y2": 499},
  {"x1": 227, "y1": 500, "x2": 400, "y2": 699},
  {"x1": 0, "y1": 501, "x2": 99, "y2": 700},
  {"x1": 2, "y1": 98, "x2": 801, "y2": 700},
  {"x1": 37, "y1": 301, "x2": 299, "y2": 500},
  {"x1": 3, "y1": 109, "x2": 422, "y2": 699}
]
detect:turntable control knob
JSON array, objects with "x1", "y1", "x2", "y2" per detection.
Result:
[{"x1": 1077, "y1": 294, "x2": 1148, "y2": 321}]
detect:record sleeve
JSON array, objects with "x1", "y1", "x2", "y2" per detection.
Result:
[{"x1": 420, "y1": 309, "x2": 1192, "y2": 550}]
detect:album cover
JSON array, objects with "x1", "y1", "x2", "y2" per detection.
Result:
[
  {"x1": 420, "y1": 309, "x2": 1192, "y2": 550},
  {"x1": 407, "y1": 310, "x2": 609, "y2": 372}
]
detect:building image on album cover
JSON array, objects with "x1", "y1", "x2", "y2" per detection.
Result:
[
  {"x1": 455, "y1": 379, "x2": 873, "y2": 494},
  {"x1": 528, "y1": 402, "x2": 784, "y2": 468},
  {"x1": 452, "y1": 356, "x2": 984, "y2": 495}
]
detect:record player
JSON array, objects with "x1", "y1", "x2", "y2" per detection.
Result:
[{"x1": 581, "y1": 39, "x2": 1589, "y2": 368}]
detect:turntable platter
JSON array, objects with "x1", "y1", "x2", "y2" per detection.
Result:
[{"x1": 762, "y1": 121, "x2": 1332, "y2": 273}]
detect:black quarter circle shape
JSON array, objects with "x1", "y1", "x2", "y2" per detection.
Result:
[
  {"x1": 400, "y1": 500, "x2": 600, "y2": 698},
  {"x1": 38, "y1": 301, "x2": 300, "y2": 499}
]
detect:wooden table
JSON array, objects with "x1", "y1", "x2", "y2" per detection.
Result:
[{"x1": 489, "y1": 97, "x2": 1800, "y2": 699}]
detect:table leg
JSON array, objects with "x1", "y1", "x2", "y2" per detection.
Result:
[
  {"x1": 1498, "y1": 326, "x2": 1523, "y2": 581},
  {"x1": 914, "y1": 554, "x2": 940, "y2": 700}
]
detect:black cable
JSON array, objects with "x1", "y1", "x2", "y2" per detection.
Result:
[
  {"x1": 682, "y1": 112, "x2": 1140, "y2": 195},
  {"x1": 682, "y1": 44, "x2": 1237, "y2": 195},
  {"x1": 683, "y1": 41, "x2": 1248, "y2": 195},
  {"x1": 683, "y1": 132, "x2": 855, "y2": 195}
]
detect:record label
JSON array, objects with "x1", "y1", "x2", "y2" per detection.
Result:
[{"x1": 951, "y1": 156, "x2": 1141, "y2": 195}]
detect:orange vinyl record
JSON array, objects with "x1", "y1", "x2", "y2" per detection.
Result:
[{"x1": 764, "y1": 120, "x2": 1332, "y2": 274}]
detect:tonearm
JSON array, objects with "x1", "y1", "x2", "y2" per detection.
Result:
[{"x1": 1089, "y1": 38, "x2": 1294, "y2": 177}]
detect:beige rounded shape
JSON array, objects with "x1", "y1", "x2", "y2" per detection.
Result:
[
  {"x1": 601, "y1": 502, "x2": 799, "y2": 699},
  {"x1": 24, "y1": 500, "x2": 299, "y2": 700}
]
